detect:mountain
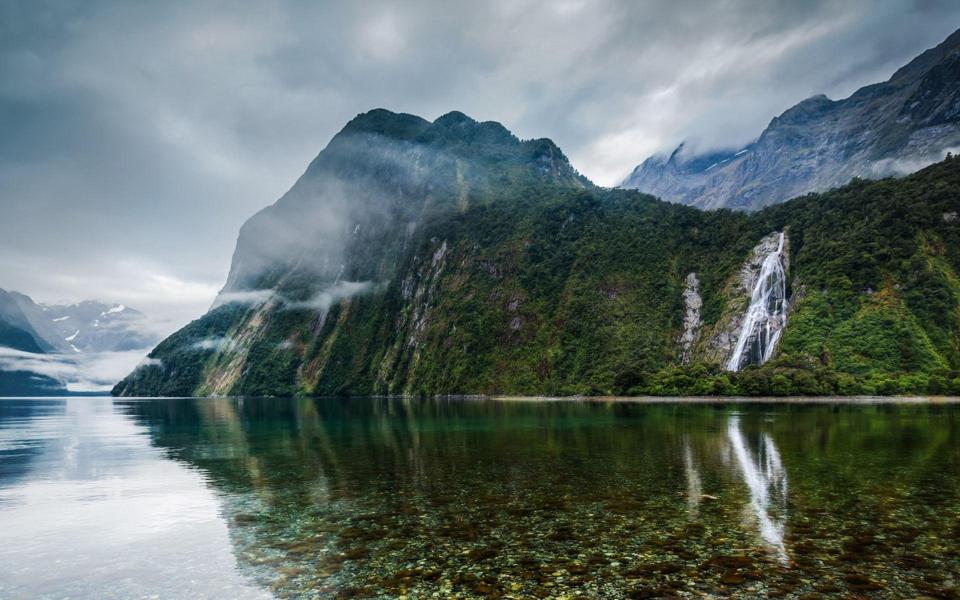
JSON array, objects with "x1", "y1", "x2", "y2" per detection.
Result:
[
  {"x1": 0, "y1": 367, "x2": 66, "y2": 397},
  {"x1": 39, "y1": 301, "x2": 153, "y2": 353},
  {"x1": 0, "y1": 320, "x2": 45, "y2": 354},
  {"x1": 114, "y1": 109, "x2": 960, "y2": 397},
  {"x1": 0, "y1": 289, "x2": 156, "y2": 396},
  {"x1": 622, "y1": 28, "x2": 960, "y2": 210},
  {"x1": 0, "y1": 289, "x2": 59, "y2": 352},
  {"x1": 0, "y1": 289, "x2": 154, "y2": 353}
]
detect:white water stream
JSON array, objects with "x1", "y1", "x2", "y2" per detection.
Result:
[{"x1": 727, "y1": 232, "x2": 788, "y2": 371}]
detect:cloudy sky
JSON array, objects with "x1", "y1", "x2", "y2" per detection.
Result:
[{"x1": 2, "y1": 0, "x2": 959, "y2": 335}]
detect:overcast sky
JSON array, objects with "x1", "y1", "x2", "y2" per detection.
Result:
[{"x1": 2, "y1": 0, "x2": 959, "y2": 335}]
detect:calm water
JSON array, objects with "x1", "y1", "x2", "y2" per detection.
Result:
[{"x1": 1, "y1": 397, "x2": 959, "y2": 599}]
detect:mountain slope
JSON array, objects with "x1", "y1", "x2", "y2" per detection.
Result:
[
  {"x1": 0, "y1": 289, "x2": 155, "y2": 396},
  {"x1": 0, "y1": 320, "x2": 44, "y2": 354},
  {"x1": 0, "y1": 289, "x2": 154, "y2": 353},
  {"x1": 114, "y1": 110, "x2": 960, "y2": 397},
  {"x1": 0, "y1": 289, "x2": 55, "y2": 352},
  {"x1": 622, "y1": 28, "x2": 960, "y2": 210},
  {"x1": 0, "y1": 316, "x2": 68, "y2": 396},
  {"x1": 40, "y1": 301, "x2": 153, "y2": 353}
]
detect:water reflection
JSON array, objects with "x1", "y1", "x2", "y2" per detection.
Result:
[
  {"x1": 0, "y1": 398, "x2": 66, "y2": 488},
  {"x1": 0, "y1": 398, "x2": 267, "y2": 599},
  {"x1": 118, "y1": 397, "x2": 960, "y2": 598},
  {"x1": 726, "y1": 415, "x2": 788, "y2": 562},
  {"x1": 681, "y1": 436, "x2": 702, "y2": 516},
  {"x1": 2, "y1": 397, "x2": 959, "y2": 599}
]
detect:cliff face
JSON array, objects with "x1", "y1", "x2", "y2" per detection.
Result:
[
  {"x1": 114, "y1": 108, "x2": 960, "y2": 398},
  {"x1": 116, "y1": 109, "x2": 610, "y2": 396},
  {"x1": 622, "y1": 29, "x2": 960, "y2": 211}
]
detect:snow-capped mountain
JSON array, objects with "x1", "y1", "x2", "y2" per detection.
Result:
[
  {"x1": 0, "y1": 289, "x2": 157, "y2": 354},
  {"x1": 0, "y1": 288, "x2": 160, "y2": 395},
  {"x1": 622, "y1": 28, "x2": 960, "y2": 210},
  {"x1": 40, "y1": 300, "x2": 155, "y2": 353}
]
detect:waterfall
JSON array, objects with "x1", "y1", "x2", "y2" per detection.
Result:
[{"x1": 727, "y1": 232, "x2": 788, "y2": 371}]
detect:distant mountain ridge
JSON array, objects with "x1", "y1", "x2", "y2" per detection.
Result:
[
  {"x1": 0, "y1": 289, "x2": 157, "y2": 396},
  {"x1": 622, "y1": 28, "x2": 960, "y2": 210},
  {"x1": 0, "y1": 289, "x2": 153, "y2": 354}
]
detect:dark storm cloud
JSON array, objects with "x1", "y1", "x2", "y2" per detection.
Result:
[{"x1": 1, "y1": 0, "x2": 958, "y2": 333}]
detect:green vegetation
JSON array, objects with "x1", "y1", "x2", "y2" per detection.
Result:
[{"x1": 113, "y1": 114, "x2": 960, "y2": 398}]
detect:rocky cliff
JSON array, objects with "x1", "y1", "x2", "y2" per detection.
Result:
[{"x1": 622, "y1": 28, "x2": 960, "y2": 210}]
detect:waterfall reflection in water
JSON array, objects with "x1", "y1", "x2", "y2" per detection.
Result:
[
  {"x1": 727, "y1": 415, "x2": 789, "y2": 562},
  {"x1": 682, "y1": 436, "x2": 702, "y2": 517}
]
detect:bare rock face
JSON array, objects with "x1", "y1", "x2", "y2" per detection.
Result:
[
  {"x1": 678, "y1": 272, "x2": 702, "y2": 364},
  {"x1": 623, "y1": 29, "x2": 960, "y2": 210},
  {"x1": 696, "y1": 232, "x2": 790, "y2": 365}
]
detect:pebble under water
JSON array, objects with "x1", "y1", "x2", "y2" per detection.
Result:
[{"x1": 2, "y1": 396, "x2": 959, "y2": 599}]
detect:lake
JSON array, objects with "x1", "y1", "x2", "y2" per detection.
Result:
[{"x1": 1, "y1": 396, "x2": 958, "y2": 598}]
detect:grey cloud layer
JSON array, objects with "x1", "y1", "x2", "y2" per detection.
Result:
[{"x1": 1, "y1": 0, "x2": 958, "y2": 333}]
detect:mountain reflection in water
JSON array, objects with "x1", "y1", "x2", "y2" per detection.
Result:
[
  {"x1": 0, "y1": 397, "x2": 268, "y2": 599},
  {"x1": 2, "y1": 396, "x2": 959, "y2": 599},
  {"x1": 120, "y1": 397, "x2": 959, "y2": 599}
]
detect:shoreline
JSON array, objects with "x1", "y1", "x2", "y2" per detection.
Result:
[
  {"x1": 4, "y1": 394, "x2": 960, "y2": 404},
  {"x1": 490, "y1": 394, "x2": 960, "y2": 404}
]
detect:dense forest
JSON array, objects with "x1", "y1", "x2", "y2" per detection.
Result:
[{"x1": 113, "y1": 111, "x2": 960, "y2": 397}]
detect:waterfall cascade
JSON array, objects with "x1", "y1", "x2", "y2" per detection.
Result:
[{"x1": 727, "y1": 232, "x2": 788, "y2": 371}]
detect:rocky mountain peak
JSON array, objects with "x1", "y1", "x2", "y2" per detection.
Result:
[
  {"x1": 220, "y1": 109, "x2": 586, "y2": 296},
  {"x1": 0, "y1": 288, "x2": 155, "y2": 354},
  {"x1": 622, "y1": 27, "x2": 960, "y2": 210},
  {"x1": 889, "y1": 27, "x2": 960, "y2": 85},
  {"x1": 769, "y1": 94, "x2": 835, "y2": 127}
]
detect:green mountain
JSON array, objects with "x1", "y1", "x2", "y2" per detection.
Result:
[{"x1": 113, "y1": 110, "x2": 960, "y2": 397}]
